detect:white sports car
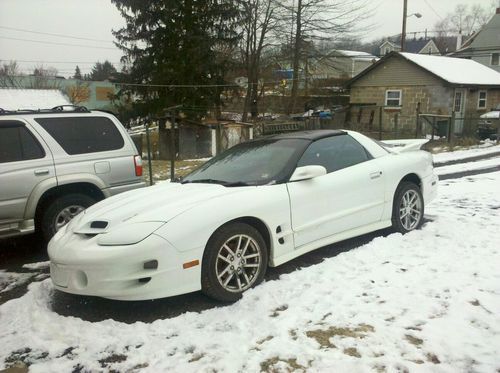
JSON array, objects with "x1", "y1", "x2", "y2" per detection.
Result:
[{"x1": 48, "y1": 130, "x2": 437, "y2": 301}]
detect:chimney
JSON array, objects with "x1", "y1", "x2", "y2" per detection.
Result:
[{"x1": 456, "y1": 31, "x2": 463, "y2": 50}]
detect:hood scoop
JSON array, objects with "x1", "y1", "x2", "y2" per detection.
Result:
[
  {"x1": 74, "y1": 220, "x2": 110, "y2": 236},
  {"x1": 90, "y1": 221, "x2": 108, "y2": 229}
]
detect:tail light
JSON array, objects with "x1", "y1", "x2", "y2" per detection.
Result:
[{"x1": 134, "y1": 155, "x2": 143, "y2": 177}]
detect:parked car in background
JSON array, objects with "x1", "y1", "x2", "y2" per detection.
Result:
[
  {"x1": 0, "y1": 106, "x2": 145, "y2": 241},
  {"x1": 49, "y1": 130, "x2": 437, "y2": 302},
  {"x1": 478, "y1": 104, "x2": 500, "y2": 140}
]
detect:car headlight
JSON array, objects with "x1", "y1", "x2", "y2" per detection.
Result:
[{"x1": 97, "y1": 222, "x2": 165, "y2": 246}]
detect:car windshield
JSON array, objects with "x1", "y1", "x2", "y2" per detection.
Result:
[{"x1": 182, "y1": 138, "x2": 309, "y2": 186}]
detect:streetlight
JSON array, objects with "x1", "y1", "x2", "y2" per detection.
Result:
[{"x1": 401, "y1": 0, "x2": 422, "y2": 51}]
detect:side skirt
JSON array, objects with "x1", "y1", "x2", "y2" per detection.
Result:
[{"x1": 271, "y1": 220, "x2": 392, "y2": 267}]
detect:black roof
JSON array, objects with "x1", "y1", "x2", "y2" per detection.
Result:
[{"x1": 268, "y1": 130, "x2": 346, "y2": 140}]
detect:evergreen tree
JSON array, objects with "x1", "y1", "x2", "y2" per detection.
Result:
[
  {"x1": 111, "y1": 0, "x2": 242, "y2": 118},
  {"x1": 73, "y1": 65, "x2": 82, "y2": 80},
  {"x1": 88, "y1": 61, "x2": 118, "y2": 81}
]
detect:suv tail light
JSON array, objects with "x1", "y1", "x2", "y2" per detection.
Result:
[{"x1": 134, "y1": 155, "x2": 143, "y2": 177}]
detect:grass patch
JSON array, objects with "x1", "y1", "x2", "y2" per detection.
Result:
[
  {"x1": 343, "y1": 347, "x2": 361, "y2": 358},
  {"x1": 270, "y1": 305, "x2": 288, "y2": 317},
  {"x1": 404, "y1": 334, "x2": 423, "y2": 346},
  {"x1": 306, "y1": 324, "x2": 374, "y2": 348},
  {"x1": 260, "y1": 357, "x2": 307, "y2": 372}
]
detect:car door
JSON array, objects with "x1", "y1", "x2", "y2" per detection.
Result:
[
  {"x1": 286, "y1": 134, "x2": 385, "y2": 248},
  {"x1": 0, "y1": 120, "x2": 55, "y2": 228}
]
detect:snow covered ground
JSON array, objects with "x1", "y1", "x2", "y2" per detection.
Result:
[
  {"x1": 433, "y1": 142, "x2": 500, "y2": 164},
  {"x1": 1, "y1": 171, "x2": 499, "y2": 372},
  {"x1": 435, "y1": 156, "x2": 500, "y2": 177}
]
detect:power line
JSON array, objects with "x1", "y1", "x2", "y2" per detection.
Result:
[
  {"x1": 0, "y1": 36, "x2": 119, "y2": 50},
  {"x1": 0, "y1": 26, "x2": 115, "y2": 43},
  {"x1": 423, "y1": 0, "x2": 444, "y2": 20}
]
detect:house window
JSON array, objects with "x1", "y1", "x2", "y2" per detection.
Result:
[
  {"x1": 478, "y1": 91, "x2": 487, "y2": 109},
  {"x1": 492, "y1": 53, "x2": 499, "y2": 66},
  {"x1": 385, "y1": 90, "x2": 402, "y2": 107},
  {"x1": 428, "y1": 47, "x2": 432, "y2": 55}
]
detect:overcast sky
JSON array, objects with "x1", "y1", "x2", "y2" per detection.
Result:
[{"x1": 0, "y1": 0, "x2": 496, "y2": 78}]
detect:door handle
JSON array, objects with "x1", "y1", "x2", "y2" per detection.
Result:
[
  {"x1": 34, "y1": 169, "x2": 49, "y2": 176},
  {"x1": 370, "y1": 171, "x2": 382, "y2": 179}
]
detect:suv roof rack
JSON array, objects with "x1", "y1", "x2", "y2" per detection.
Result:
[{"x1": 0, "y1": 105, "x2": 91, "y2": 116}]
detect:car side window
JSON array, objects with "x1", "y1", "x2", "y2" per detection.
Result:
[
  {"x1": 35, "y1": 116, "x2": 124, "y2": 155},
  {"x1": 297, "y1": 135, "x2": 370, "y2": 173},
  {"x1": 0, "y1": 121, "x2": 45, "y2": 163}
]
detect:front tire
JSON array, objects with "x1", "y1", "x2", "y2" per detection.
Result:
[
  {"x1": 201, "y1": 222, "x2": 268, "y2": 302},
  {"x1": 391, "y1": 182, "x2": 424, "y2": 234},
  {"x1": 40, "y1": 193, "x2": 95, "y2": 241}
]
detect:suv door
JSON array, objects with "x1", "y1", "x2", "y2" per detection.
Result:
[
  {"x1": 0, "y1": 120, "x2": 55, "y2": 230},
  {"x1": 287, "y1": 134, "x2": 385, "y2": 248},
  {"x1": 33, "y1": 116, "x2": 135, "y2": 192}
]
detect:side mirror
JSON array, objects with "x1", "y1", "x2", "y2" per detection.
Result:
[{"x1": 289, "y1": 165, "x2": 327, "y2": 182}]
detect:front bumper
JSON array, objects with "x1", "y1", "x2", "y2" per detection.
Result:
[{"x1": 48, "y1": 232, "x2": 202, "y2": 300}]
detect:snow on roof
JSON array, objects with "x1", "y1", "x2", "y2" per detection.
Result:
[
  {"x1": 0, "y1": 88, "x2": 71, "y2": 111},
  {"x1": 399, "y1": 52, "x2": 500, "y2": 86},
  {"x1": 336, "y1": 50, "x2": 377, "y2": 61}
]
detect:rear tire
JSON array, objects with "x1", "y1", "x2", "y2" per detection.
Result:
[
  {"x1": 40, "y1": 193, "x2": 95, "y2": 241},
  {"x1": 201, "y1": 222, "x2": 268, "y2": 302},
  {"x1": 391, "y1": 182, "x2": 424, "y2": 234}
]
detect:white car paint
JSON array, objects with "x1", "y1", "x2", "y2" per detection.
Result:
[{"x1": 48, "y1": 130, "x2": 438, "y2": 300}]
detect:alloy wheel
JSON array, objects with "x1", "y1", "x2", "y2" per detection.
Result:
[
  {"x1": 54, "y1": 205, "x2": 85, "y2": 231},
  {"x1": 399, "y1": 190, "x2": 422, "y2": 230},
  {"x1": 215, "y1": 234, "x2": 262, "y2": 293}
]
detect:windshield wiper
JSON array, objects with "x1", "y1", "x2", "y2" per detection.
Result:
[{"x1": 181, "y1": 179, "x2": 249, "y2": 187}]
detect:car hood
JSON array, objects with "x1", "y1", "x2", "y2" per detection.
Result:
[{"x1": 70, "y1": 182, "x2": 243, "y2": 234}]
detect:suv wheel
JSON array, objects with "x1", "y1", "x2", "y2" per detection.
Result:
[{"x1": 41, "y1": 193, "x2": 95, "y2": 241}]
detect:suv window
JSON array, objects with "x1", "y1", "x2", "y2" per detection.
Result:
[
  {"x1": 297, "y1": 134, "x2": 371, "y2": 173},
  {"x1": 0, "y1": 121, "x2": 45, "y2": 163},
  {"x1": 35, "y1": 116, "x2": 124, "y2": 155}
]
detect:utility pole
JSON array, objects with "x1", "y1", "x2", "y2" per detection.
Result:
[{"x1": 401, "y1": 0, "x2": 408, "y2": 51}]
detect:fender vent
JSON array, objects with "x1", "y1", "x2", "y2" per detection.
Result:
[{"x1": 90, "y1": 221, "x2": 108, "y2": 229}]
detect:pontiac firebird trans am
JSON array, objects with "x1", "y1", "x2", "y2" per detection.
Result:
[{"x1": 49, "y1": 130, "x2": 438, "y2": 302}]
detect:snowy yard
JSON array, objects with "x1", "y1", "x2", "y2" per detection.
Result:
[{"x1": 1, "y1": 172, "x2": 499, "y2": 371}]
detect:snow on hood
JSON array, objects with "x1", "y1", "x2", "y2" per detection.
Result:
[{"x1": 71, "y1": 182, "x2": 241, "y2": 234}]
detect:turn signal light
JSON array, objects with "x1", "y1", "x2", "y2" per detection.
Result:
[{"x1": 183, "y1": 260, "x2": 199, "y2": 269}]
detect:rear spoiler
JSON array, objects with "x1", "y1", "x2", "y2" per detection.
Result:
[{"x1": 379, "y1": 139, "x2": 429, "y2": 153}]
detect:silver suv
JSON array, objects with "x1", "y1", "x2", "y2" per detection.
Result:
[{"x1": 0, "y1": 106, "x2": 145, "y2": 241}]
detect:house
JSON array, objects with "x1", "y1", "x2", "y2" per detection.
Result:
[
  {"x1": 0, "y1": 76, "x2": 118, "y2": 110},
  {"x1": 309, "y1": 50, "x2": 378, "y2": 80},
  {"x1": 451, "y1": 8, "x2": 500, "y2": 73},
  {"x1": 346, "y1": 52, "x2": 500, "y2": 135},
  {"x1": 0, "y1": 88, "x2": 70, "y2": 110},
  {"x1": 380, "y1": 38, "x2": 441, "y2": 56}
]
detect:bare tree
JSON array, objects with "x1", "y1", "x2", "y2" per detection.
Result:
[
  {"x1": 66, "y1": 81, "x2": 90, "y2": 104},
  {"x1": 0, "y1": 61, "x2": 23, "y2": 88},
  {"x1": 30, "y1": 65, "x2": 61, "y2": 89},
  {"x1": 278, "y1": 0, "x2": 370, "y2": 114},
  {"x1": 241, "y1": 0, "x2": 279, "y2": 121},
  {"x1": 435, "y1": 2, "x2": 494, "y2": 38}
]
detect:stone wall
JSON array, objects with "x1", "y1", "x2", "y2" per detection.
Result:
[{"x1": 349, "y1": 85, "x2": 453, "y2": 132}]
